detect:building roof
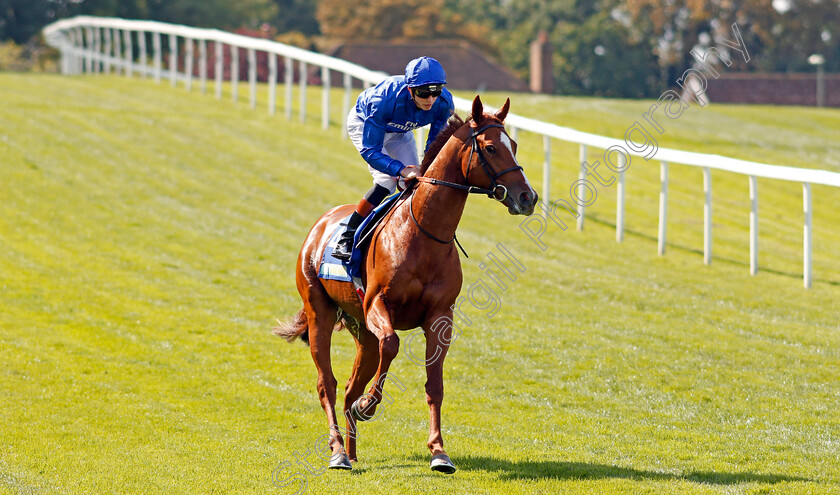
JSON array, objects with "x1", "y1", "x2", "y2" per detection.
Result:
[{"x1": 328, "y1": 40, "x2": 529, "y2": 93}]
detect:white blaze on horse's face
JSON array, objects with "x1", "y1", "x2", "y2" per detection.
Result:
[
  {"x1": 499, "y1": 132, "x2": 518, "y2": 164},
  {"x1": 500, "y1": 132, "x2": 535, "y2": 192}
]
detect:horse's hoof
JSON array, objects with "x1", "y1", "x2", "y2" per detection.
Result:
[
  {"x1": 430, "y1": 453, "x2": 456, "y2": 474},
  {"x1": 350, "y1": 396, "x2": 371, "y2": 422},
  {"x1": 328, "y1": 452, "x2": 352, "y2": 470}
]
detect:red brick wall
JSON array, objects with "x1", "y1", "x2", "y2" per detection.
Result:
[{"x1": 705, "y1": 73, "x2": 840, "y2": 107}]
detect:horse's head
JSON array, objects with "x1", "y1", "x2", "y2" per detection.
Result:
[{"x1": 461, "y1": 95, "x2": 538, "y2": 216}]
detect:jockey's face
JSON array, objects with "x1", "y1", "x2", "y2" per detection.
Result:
[{"x1": 410, "y1": 87, "x2": 440, "y2": 111}]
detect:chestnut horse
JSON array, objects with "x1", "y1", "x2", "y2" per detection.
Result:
[{"x1": 274, "y1": 95, "x2": 538, "y2": 473}]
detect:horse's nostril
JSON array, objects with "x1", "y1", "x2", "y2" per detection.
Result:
[{"x1": 519, "y1": 191, "x2": 532, "y2": 205}]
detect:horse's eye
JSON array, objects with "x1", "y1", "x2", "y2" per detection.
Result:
[{"x1": 485, "y1": 145, "x2": 496, "y2": 154}]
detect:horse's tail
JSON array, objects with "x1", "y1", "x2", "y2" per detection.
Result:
[{"x1": 272, "y1": 309, "x2": 310, "y2": 346}]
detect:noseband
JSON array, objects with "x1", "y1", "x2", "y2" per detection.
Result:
[{"x1": 465, "y1": 123, "x2": 524, "y2": 202}]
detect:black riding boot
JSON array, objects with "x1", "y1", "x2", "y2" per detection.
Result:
[
  {"x1": 333, "y1": 212, "x2": 364, "y2": 261},
  {"x1": 333, "y1": 184, "x2": 390, "y2": 262}
]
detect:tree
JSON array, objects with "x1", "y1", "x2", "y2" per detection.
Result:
[
  {"x1": 438, "y1": 0, "x2": 661, "y2": 96},
  {"x1": 145, "y1": 0, "x2": 277, "y2": 29},
  {"x1": 317, "y1": 0, "x2": 445, "y2": 40},
  {"x1": 552, "y1": 9, "x2": 660, "y2": 97},
  {"x1": 758, "y1": 0, "x2": 840, "y2": 72},
  {"x1": 0, "y1": 0, "x2": 50, "y2": 43},
  {"x1": 269, "y1": 0, "x2": 320, "y2": 35},
  {"x1": 621, "y1": 0, "x2": 840, "y2": 78}
]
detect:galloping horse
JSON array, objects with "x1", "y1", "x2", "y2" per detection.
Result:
[{"x1": 274, "y1": 95, "x2": 538, "y2": 473}]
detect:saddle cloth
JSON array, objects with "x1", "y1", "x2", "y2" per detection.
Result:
[{"x1": 318, "y1": 191, "x2": 405, "y2": 283}]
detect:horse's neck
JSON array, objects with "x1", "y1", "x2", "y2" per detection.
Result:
[{"x1": 411, "y1": 138, "x2": 469, "y2": 243}]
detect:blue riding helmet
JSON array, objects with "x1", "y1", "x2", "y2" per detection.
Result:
[{"x1": 404, "y1": 56, "x2": 447, "y2": 89}]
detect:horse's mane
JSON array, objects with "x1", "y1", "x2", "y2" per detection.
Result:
[{"x1": 419, "y1": 113, "x2": 466, "y2": 175}]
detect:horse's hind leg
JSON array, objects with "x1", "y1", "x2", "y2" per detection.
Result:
[
  {"x1": 302, "y1": 294, "x2": 351, "y2": 469},
  {"x1": 342, "y1": 325, "x2": 380, "y2": 462}
]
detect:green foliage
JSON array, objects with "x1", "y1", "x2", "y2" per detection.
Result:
[
  {"x1": 2, "y1": 73, "x2": 840, "y2": 494},
  {"x1": 552, "y1": 10, "x2": 660, "y2": 97},
  {"x1": 144, "y1": 0, "x2": 278, "y2": 29},
  {"x1": 0, "y1": 0, "x2": 51, "y2": 43},
  {"x1": 269, "y1": 0, "x2": 319, "y2": 35}
]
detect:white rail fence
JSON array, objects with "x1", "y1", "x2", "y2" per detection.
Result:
[{"x1": 44, "y1": 16, "x2": 840, "y2": 289}]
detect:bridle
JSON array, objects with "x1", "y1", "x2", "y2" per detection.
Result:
[
  {"x1": 409, "y1": 121, "x2": 524, "y2": 253},
  {"x1": 413, "y1": 122, "x2": 523, "y2": 202}
]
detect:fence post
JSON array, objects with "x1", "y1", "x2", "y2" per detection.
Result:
[
  {"x1": 113, "y1": 28, "x2": 122, "y2": 74},
  {"x1": 93, "y1": 27, "x2": 102, "y2": 73},
  {"x1": 153, "y1": 31, "x2": 161, "y2": 83},
  {"x1": 138, "y1": 30, "x2": 147, "y2": 78},
  {"x1": 417, "y1": 127, "x2": 426, "y2": 162},
  {"x1": 84, "y1": 27, "x2": 92, "y2": 73},
  {"x1": 169, "y1": 34, "x2": 178, "y2": 87},
  {"x1": 577, "y1": 144, "x2": 586, "y2": 231},
  {"x1": 123, "y1": 29, "x2": 133, "y2": 77},
  {"x1": 74, "y1": 27, "x2": 84, "y2": 74},
  {"x1": 268, "y1": 53, "x2": 277, "y2": 115},
  {"x1": 103, "y1": 27, "x2": 112, "y2": 73},
  {"x1": 111, "y1": 28, "x2": 120, "y2": 73},
  {"x1": 199, "y1": 39, "x2": 207, "y2": 95},
  {"x1": 285, "y1": 56, "x2": 293, "y2": 120},
  {"x1": 214, "y1": 42, "x2": 223, "y2": 99},
  {"x1": 658, "y1": 161, "x2": 669, "y2": 255},
  {"x1": 185, "y1": 37, "x2": 194, "y2": 91},
  {"x1": 60, "y1": 29, "x2": 72, "y2": 74},
  {"x1": 321, "y1": 66, "x2": 331, "y2": 130},
  {"x1": 542, "y1": 135, "x2": 551, "y2": 216},
  {"x1": 248, "y1": 48, "x2": 257, "y2": 109},
  {"x1": 231, "y1": 45, "x2": 239, "y2": 102},
  {"x1": 803, "y1": 183, "x2": 812, "y2": 288},
  {"x1": 299, "y1": 60, "x2": 308, "y2": 123},
  {"x1": 749, "y1": 175, "x2": 758, "y2": 275},
  {"x1": 703, "y1": 167, "x2": 712, "y2": 265},
  {"x1": 342, "y1": 72, "x2": 352, "y2": 139},
  {"x1": 616, "y1": 154, "x2": 626, "y2": 243}
]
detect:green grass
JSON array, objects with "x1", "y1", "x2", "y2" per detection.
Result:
[{"x1": 1, "y1": 72, "x2": 839, "y2": 494}]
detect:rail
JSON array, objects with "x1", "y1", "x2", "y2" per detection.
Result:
[{"x1": 44, "y1": 16, "x2": 840, "y2": 288}]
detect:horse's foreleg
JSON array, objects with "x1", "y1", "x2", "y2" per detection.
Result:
[
  {"x1": 423, "y1": 313, "x2": 456, "y2": 474},
  {"x1": 342, "y1": 327, "x2": 379, "y2": 462},
  {"x1": 354, "y1": 296, "x2": 399, "y2": 420}
]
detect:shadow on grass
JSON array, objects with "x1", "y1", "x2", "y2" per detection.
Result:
[{"x1": 449, "y1": 455, "x2": 811, "y2": 485}]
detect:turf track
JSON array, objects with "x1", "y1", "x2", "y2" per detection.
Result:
[{"x1": 1, "y1": 73, "x2": 839, "y2": 494}]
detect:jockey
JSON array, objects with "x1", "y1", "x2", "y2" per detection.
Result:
[{"x1": 333, "y1": 56, "x2": 456, "y2": 261}]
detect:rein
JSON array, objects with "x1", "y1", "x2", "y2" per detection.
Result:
[
  {"x1": 408, "y1": 191, "x2": 469, "y2": 257},
  {"x1": 408, "y1": 121, "x2": 522, "y2": 258}
]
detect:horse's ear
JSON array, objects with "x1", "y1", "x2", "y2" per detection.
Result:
[
  {"x1": 494, "y1": 98, "x2": 510, "y2": 122},
  {"x1": 471, "y1": 95, "x2": 484, "y2": 124}
]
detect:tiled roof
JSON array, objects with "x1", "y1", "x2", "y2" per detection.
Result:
[{"x1": 328, "y1": 40, "x2": 529, "y2": 92}]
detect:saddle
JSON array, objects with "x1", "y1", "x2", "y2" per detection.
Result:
[{"x1": 318, "y1": 189, "x2": 409, "y2": 286}]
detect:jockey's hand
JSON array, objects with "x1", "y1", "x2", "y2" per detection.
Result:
[{"x1": 399, "y1": 165, "x2": 419, "y2": 180}]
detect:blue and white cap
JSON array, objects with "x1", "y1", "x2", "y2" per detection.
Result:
[{"x1": 404, "y1": 56, "x2": 447, "y2": 90}]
